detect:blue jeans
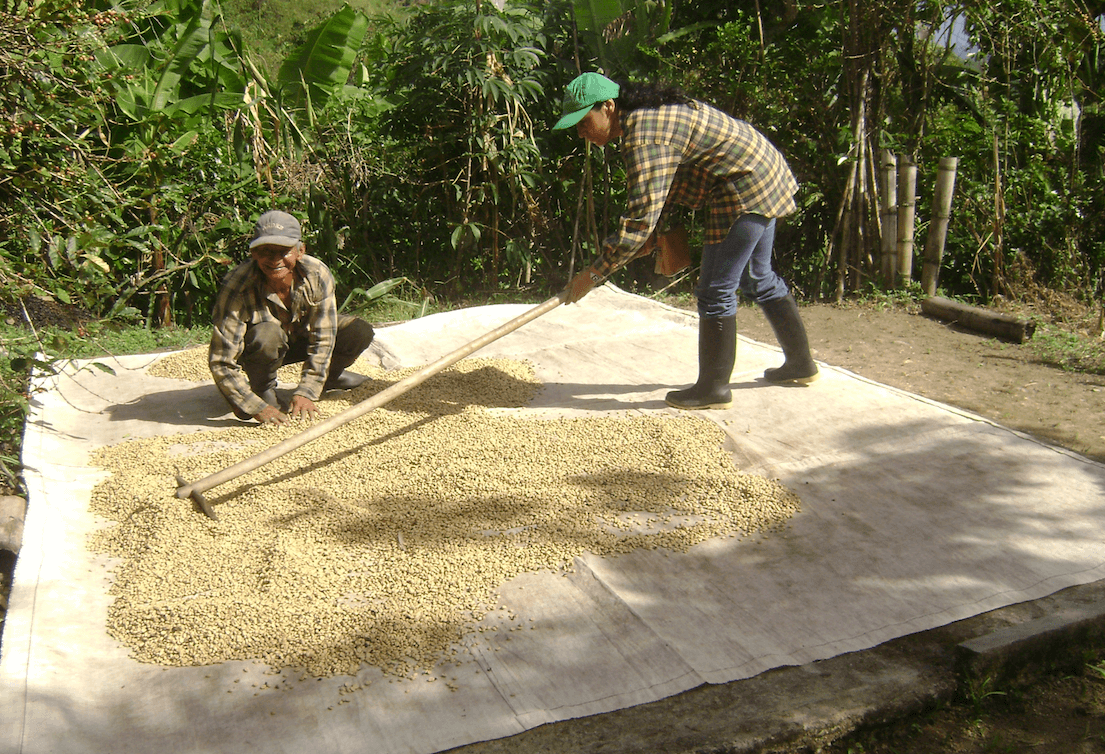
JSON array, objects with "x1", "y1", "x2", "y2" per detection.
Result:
[{"x1": 695, "y1": 214, "x2": 790, "y2": 318}]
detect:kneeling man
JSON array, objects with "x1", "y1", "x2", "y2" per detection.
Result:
[{"x1": 209, "y1": 210, "x2": 375, "y2": 426}]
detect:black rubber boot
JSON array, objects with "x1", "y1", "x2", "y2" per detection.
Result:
[
  {"x1": 324, "y1": 370, "x2": 368, "y2": 391},
  {"x1": 324, "y1": 317, "x2": 375, "y2": 392},
  {"x1": 237, "y1": 378, "x2": 279, "y2": 419},
  {"x1": 665, "y1": 315, "x2": 737, "y2": 410},
  {"x1": 221, "y1": 382, "x2": 278, "y2": 421},
  {"x1": 759, "y1": 293, "x2": 819, "y2": 385},
  {"x1": 246, "y1": 367, "x2": 280, "y2": 402}
]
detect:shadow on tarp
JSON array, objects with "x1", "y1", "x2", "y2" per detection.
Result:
[
  {"x1": 527, "y1": 377, "x2": 785, "y2": 412},
  {"x1": 102, "y1": 384, "x2": 240, "y2": 427},
  {"x1": 773, "y1": 413, "x2": 1105, "y2": 638}
]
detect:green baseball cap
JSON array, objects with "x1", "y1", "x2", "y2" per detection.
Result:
[{"x1": 552, "y1": 72, "x2": 620, "y2": 131}]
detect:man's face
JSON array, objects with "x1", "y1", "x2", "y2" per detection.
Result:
[
  {"x1": 576, "y1": 100, "x2": 620, "y2": 147},
  {"x1": 251, "y1": 243, "x2": 304, "y2": 287}
]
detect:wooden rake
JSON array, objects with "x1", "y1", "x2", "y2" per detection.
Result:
[{"x1": 175, "y1": 292, "x2": 568, "y2": 519}]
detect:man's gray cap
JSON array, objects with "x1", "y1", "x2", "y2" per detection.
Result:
[{"x1": 250, "y1": 210, "x2": 302, "y2": 249}]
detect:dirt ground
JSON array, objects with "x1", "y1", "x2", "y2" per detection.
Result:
[
  {"x1": 739, "y1": 299, "x2": 1105, "y2": 466},
  {"x1": 736, "y1": 298, "x2": 1105, "y2": 753},
  {"x1": 2, "y1": 296, "x2": 1105, "y2": 751},
  {"x1": 819, "y1": 672, "x2": 1105, "y2": 754}
]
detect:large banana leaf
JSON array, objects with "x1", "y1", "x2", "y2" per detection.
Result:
[
  {"x1": 277, "y1": 4, "x2": 370, "y2": 109},
  {"x1": 574, "y1": 0, "x2": 621, "y2": 63},
  {"x1": 572, "y1": 0, "x2": 673, "y2": 74},
  {"x1": 167, "y1": 92, "x2": 251, "y2": 116},
  {"x1": 574, "y1": 0, "x2": 624, "y2": 33},
  {"x1": 150, "y1": 5, "x2": 218, "y2": 113},
  {"x1": 97, "y1": 44, "x2": 150, "y2": 68}
]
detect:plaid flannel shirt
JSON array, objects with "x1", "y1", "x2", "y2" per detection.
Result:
[
  {"x1": 208, "y1": 254, "x2": 338, "y2": 417},
  {"x1": 593, "y1": 100, "x2": 799, "y2": 278}
]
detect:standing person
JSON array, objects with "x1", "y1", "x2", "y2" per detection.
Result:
[
  {"x1": 209, "y1": 210, "x2": 376, "y2": 426},
  {"x1": 554, "y1": 72, "x2": 819, "y2": 410}
]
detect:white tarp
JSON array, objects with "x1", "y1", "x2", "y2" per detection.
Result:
[{"x1": 3, "y1": 284, "x2": 1104, "y2": 753}]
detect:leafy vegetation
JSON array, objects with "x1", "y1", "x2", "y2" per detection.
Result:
[
  {"x1": 1027, "y1": 322, "x2": 1105, "y2": 374},
  {"x1": 3, "y1": 0, "x2": 1102, "y2": 315}
]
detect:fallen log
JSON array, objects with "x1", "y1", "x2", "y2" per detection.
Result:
[{"x1": 921, "y1": 296, "x2": 1036, "y2": 344}]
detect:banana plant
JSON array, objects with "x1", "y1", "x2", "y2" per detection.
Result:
[
  {"x1": 237, "y1": 3, "x2": 371, "y2": 172},
  {"x1": 572, "y1": 0, "x2": 673, "y2": 73},
  {"x1": 277, "y1": 3, "x2": 370, "y2": 115},
  {"x1": 95, "y1": 0, "x2": 247, "y2": 150}
]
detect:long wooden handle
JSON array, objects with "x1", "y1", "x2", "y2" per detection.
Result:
[{"x1": 176, "y1": 292, "x2": 567, "y2": 505}]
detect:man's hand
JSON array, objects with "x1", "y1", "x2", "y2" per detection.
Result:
[
  {"x1": 566, "y1": 265, "x2": 603, "y2": 304},
  {"x1": 253, "y1": 404, "x2": 289, "y2": 427},
  {"x1": 286, "y1": 394, "x2": 320, "y2": 423}
]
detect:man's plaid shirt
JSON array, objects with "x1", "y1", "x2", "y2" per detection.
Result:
[
  {"x1": 593, "y1": 100, "x2": 799, "y2": 277},
  {"x1": 208, "y1": 254, "x2": 338, "y2": 416}
]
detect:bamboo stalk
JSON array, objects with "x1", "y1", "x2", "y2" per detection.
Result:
[
  {"x1": 896, "y1": 155, "x2": 918, "y2": 287},
  {"x1": 992, "y1": 128, "x2": 1006, "y2": 297},
  {"x1": 865, "y1": 135, "x2": 881, "y2": 274},
  {"x1": 832, "y1": 158, "x2": 858, "y2": 303},
  {"x1": 850, "y1": 70, "x2": 870, "y2": 291},
  {"x1": 880, "y1": 150, "x2": 898, "y2": 285},
  {"x1": 921, "y1": 157, "x2": 959, "y2": 296}
]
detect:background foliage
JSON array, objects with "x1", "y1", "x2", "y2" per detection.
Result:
[{"x1": 1, "y1": 0, "x2": 1102, "y2": 319}]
